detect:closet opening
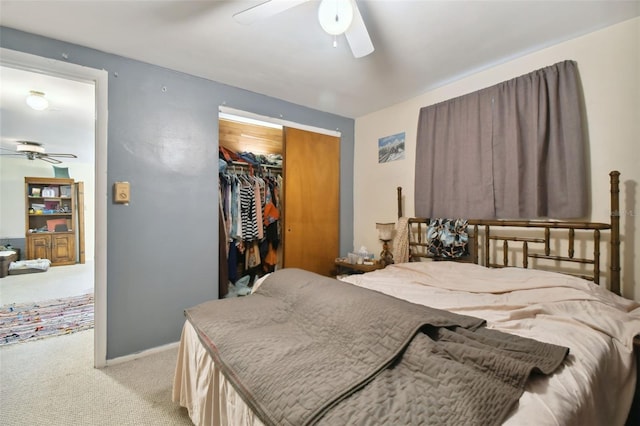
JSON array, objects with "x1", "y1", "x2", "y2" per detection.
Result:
[
  {"x1": 218, "y1": 112, "x2": 284, "y2": 298},
  {"x1": 218, "y1": 107, "x2": 341, "y2": 299}
]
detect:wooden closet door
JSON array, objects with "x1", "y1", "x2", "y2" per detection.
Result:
[{"x1": 283, "y1": 127, "x2": 340, "y2": 276}]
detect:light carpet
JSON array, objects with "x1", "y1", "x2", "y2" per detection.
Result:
[{"x1": 0, "y1": 329, "x2": 193, "y2": 425}]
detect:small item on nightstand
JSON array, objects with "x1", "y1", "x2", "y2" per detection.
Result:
[{"x1": 353, "y1": 246, "x2": 374, "y2": 265}]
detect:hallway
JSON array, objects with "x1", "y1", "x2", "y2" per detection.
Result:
[{"x1": 0, "y1": 261, "x2": 93, "y2": 305}]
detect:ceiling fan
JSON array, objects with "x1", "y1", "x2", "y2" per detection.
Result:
[
  {"x1": 233, "y1": 0, "x2": 374, "y2": 58},
  {"x1": 0, "y1": 141, "x2": 77, "y2": 164}
]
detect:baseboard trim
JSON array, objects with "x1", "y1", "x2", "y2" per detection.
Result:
[{"x1": 103, "y1": 340, "x2": 180, "y2": 367}]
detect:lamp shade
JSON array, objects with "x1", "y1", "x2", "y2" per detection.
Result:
[
  {"x1": 376, "y1": 222, "x2": 395, "y2": 241},
  {"x1": 318, "y1": 0, "x2": 354, "y2": 35},
  {"x1": 26, "y1": 90, "x2": 48, "y2": 111}
]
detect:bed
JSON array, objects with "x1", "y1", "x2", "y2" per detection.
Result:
[{"x1": 173, "y1": 170, "x2": 640, "y2": 425}]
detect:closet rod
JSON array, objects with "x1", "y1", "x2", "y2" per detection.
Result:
[{"x1": 229, "y1": 160, "x2": 282, "y2": 170}]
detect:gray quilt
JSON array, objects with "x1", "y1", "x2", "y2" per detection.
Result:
[{"x1": 185, "y1": 268, "x2": 568, "y2": 426}]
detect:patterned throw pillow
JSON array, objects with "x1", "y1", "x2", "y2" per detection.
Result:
[{"x1": 427, "y1": 219, "x2": 469, "y2": 259}]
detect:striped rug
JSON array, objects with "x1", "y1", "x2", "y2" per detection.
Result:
[{"x1": 0, "y1": 293, "x2": 94, "y2": 346}]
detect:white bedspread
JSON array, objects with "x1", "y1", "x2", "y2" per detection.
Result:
[
  {"x1": 340, "y1": 261, "x2": 640, "y2": 426},
  {"x1": 173, "y1": 262, "x2": 639, "y2": 426}
]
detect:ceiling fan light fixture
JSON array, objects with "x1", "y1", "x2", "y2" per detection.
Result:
[
  {"x1": 16, "y1": 141, "x2": 45, "y2": 154},
  {"x1": 26, "y1": 90, "x2": 49, "y2": 111},
  {"x1": 318, "y1": 0, "x2": 354, "y2": 36}
]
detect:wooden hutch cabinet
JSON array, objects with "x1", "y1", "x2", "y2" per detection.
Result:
[{"x1": 24, "y1": 177, "x2": 76, "y2": 266}]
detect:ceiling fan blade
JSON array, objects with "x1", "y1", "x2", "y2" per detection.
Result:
[
  {"x1": 38, "y1": 155, "x2": 62, "y2": 164},
  {"x1": 45, "y1": 153, "x2": 78, "y2": 158},
  {"x1": 233, "y1": 0, "x2": 310, "y2": 24},
  {"x1": 345, "y1": 0, "x2": 374, "y2": 58}
]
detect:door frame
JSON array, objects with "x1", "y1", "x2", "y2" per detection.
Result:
[
  {"x1": 219, "y1": 106, "x2": 341, "y2": 138},
  {"x1": 1, "y1": 47, "x2": 109, "y2": 368}
]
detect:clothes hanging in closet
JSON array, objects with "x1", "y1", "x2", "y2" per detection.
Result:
[{"x1": 219, "y1": 161, "x2": 282, "y2": 286}]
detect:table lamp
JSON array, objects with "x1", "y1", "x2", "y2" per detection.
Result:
[{"x1": 376, "y1": 222, "x2": 395, "y2": 266}]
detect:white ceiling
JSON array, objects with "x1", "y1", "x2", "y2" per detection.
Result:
[
  {"x1": 0, "y1": 65, "x2": 95, "y2": 163},
  {"x1": 0, "y1": 0, "x2": 638, "y2": 158}
]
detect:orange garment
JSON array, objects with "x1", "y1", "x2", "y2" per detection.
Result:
[
  {"x1": 263, "y1": 202, "x2": 280, "y2": 225},
  {"x1": 265, "y1": 242, "x2": 278, "y2": 266}
]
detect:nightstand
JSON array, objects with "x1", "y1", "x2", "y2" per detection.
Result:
[{"x1": 334, "y1": 259, "x2": 384, "y2": 275}]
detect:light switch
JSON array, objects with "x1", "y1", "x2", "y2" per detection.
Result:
[{"x1": 113, "y1": 182, "x2": 130, "y2": 204}]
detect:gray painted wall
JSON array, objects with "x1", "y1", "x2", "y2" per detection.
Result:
[{"x1": 0, "y1": 27, "x2": 355, "y2": 359}]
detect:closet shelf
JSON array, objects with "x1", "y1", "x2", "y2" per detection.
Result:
[{"x1": 229, "y1": 161, "x2": 282, "y2": 169}]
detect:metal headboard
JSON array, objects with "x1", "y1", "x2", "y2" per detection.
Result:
[{"x1": 397, "y1": 171, "x2": 621, "y2": 295}]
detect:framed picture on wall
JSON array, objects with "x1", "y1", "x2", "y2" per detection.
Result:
[{"x1": 378, "y1": 132, "x2": 406, "y2": 163}]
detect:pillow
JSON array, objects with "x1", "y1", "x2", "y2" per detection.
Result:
[{"x1": 426, "y1": 218, "x2": 469, "y2": 259}]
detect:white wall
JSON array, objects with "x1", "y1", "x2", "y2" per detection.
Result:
[
  {"x1": 354, "y1": 18, "x2": 639, "y2": 300},
  {"x1": 0, "y1": 157, "x2": 95, "y2": 261}
]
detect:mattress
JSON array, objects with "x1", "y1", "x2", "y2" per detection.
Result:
[{"x1": 173, "y1": 262, "x2": 640, "y2": 426}]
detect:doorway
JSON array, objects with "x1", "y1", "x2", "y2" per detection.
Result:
[{"x1": 0, "y1": 47, "x2": 108, "y2": 367}]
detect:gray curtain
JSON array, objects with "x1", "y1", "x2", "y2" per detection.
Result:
[{"x1": 415, "y1": 60, "x2": 587, "y2": 219}]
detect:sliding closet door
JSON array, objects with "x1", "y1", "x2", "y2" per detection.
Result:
[{"x1": 283, "y1": 127, "x2": 340, "y2": 276}]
